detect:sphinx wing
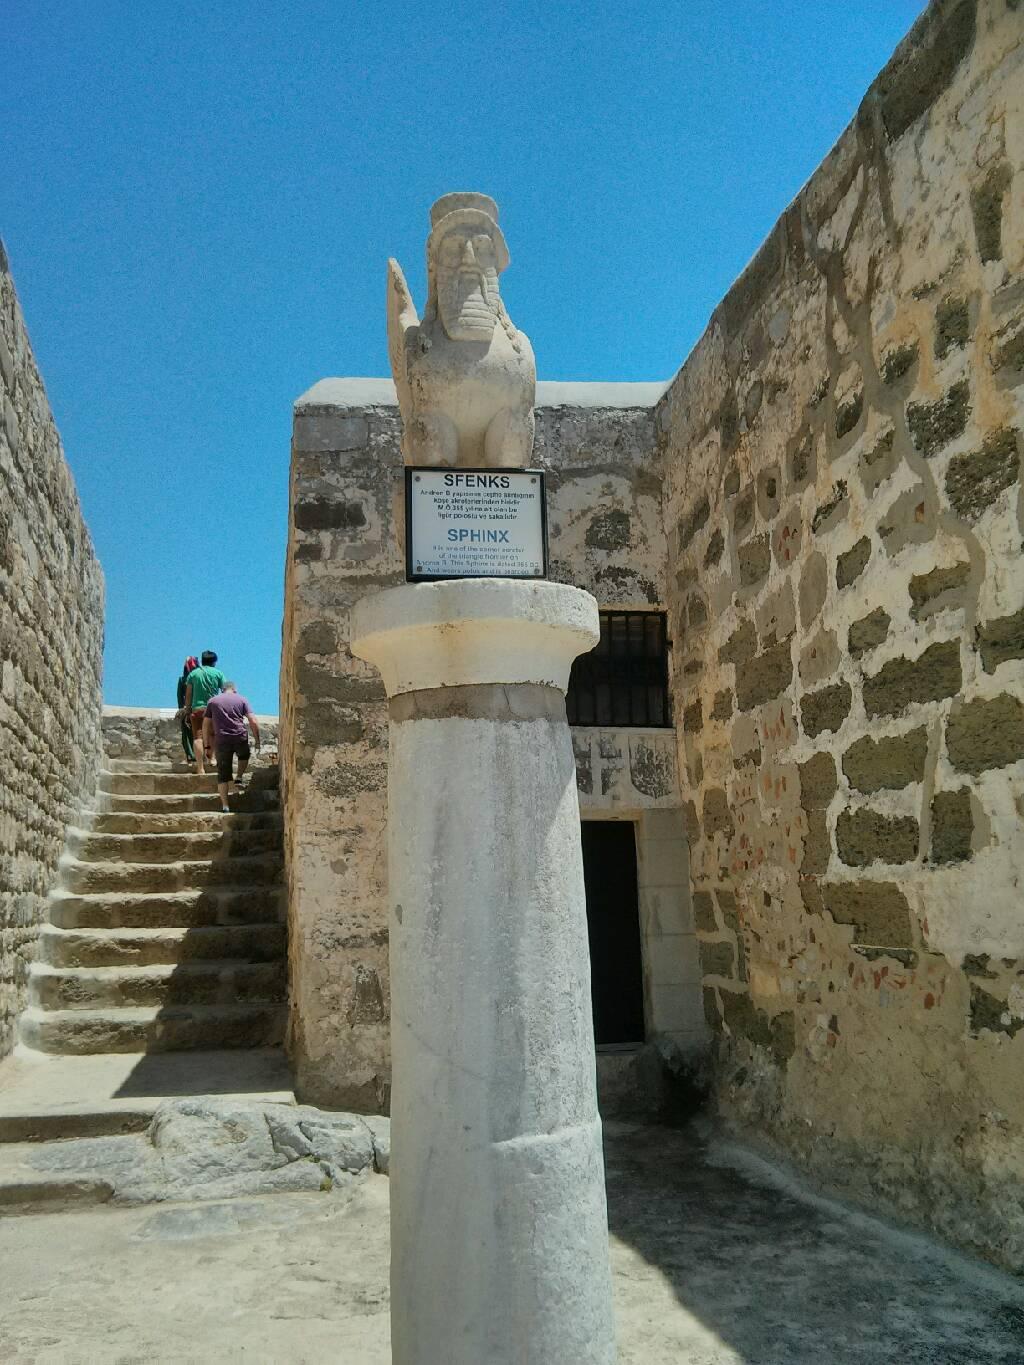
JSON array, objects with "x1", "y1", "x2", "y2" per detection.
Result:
[{"x1": 386, "y1": 258, "x2": 418, "y2": 409}]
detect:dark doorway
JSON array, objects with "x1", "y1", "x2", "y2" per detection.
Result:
[{"x1": 581, "y1": 821, "x2": 645, "y2": 1046}]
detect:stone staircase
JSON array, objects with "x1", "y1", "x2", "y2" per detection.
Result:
[{"x1": 19, "y1": 758, "x2": 287, "y2": 1057}]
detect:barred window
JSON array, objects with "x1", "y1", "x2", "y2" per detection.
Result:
[{"x1": 566, "y1": 611, "x2": 670, "y2": 728}]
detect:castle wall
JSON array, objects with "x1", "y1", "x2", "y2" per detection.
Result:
[
  {"x1": 280, "y1": 380, "x2": 682, "y2": 1109},
  {"x1": 658, "y1": 0, "x2": 1024, "y2": 1269},
  {"x1": 0, "y1": 246, "x2": 104, "y2": 1058}
]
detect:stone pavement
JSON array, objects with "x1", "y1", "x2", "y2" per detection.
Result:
[{"x1": 2, "y1": 1121, "x2": 1023, "y2": 1363}]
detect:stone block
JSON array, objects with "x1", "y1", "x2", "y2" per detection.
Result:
[
  {"x1": 848, "y1": 608, "x2": 890, "y2": 659},
  {"x1": 907, "y1": 381, "x2": 970, "y2": 459},
  {"x1": 678, "y1": 496, "x2": 710, "y2": 552},
  {"x1": 880, "y1": 344, "x2": 918, "y2": 387},
  {"x1": 835, "y1": 392, "x2": 863, "y2": 440},
  {"x1": 293, "y1": 498, "x2": 367, "y2": 533},
  {"x1": 969, "y1": 984, "x2": 1024, "y2": 1039},
  {"x1": 930, "y1": 788, "x2": 973, "y2": 864},
  {"x1": 692, "y1": 891, "x2": 718, "y2": 934},
  {"x1": 878, "y1": 485, "x2": 935, "y2": 554},
  {"x1": 799, "y1": 552, "x2": 827, "y2": 626},
  {"x1": 803, "y1": 810, "x2": 831, "y2": 875},
  {"x1": 801, "y1": 682, "x2": 852, "y2": 738},
  {"x1": 698, "y1": 939, "x2": 735, "y2": 980},
  {"x1": 821, "y1": 881, "x2": 914, "y2": 947},
  {"x1": 946, "y1": 427, "x2": 1020, "y2": 522},
  {"x1": 842, "y1": 728, "x2": 928, "y2": 792},
  {"x1": 683, "y1": 699, "x2": 703, "y2": 734},
  {"x1": 971, "y1": 162, "x2": 1011, "y2": 263},
  {"x1": 799, "y1": 752, "x2": 837, "y2": 808},
  {"x1": 293, "y1": 412, "x2": 369, "y2": 453},
  {"x1": 812, "y1": 482, "x2": 849, "y2": 535},
  {"x1": 736, "y1": 643, "x2": 793, "y2": 712},
  {"x1": 799, "y1": 629, "x2": 841, "y2": 685},
  {"x1": 946, "y1": 693, "x2": 1024, "y2": 774},
  {"x1": 836, "y1": 808, "x2": 919, "y2": 867},
  {"x1": 703, "y1": 788, "x2": 733, "y2": 840},
  {"x1": 836, "y1": 537, "x2": 871, "y2": 589},
  {"x1": 585, "y1": 508, "x2": 630, "y2": 550},
  {"x1": 862, "y1": 641, "x2": 961, "y2": 717},
  {"x1": 719, "y1": 620, "x2": 757, "y2": 668},
  {"x1": 704, "y1": 529, "x2": 724, "y2": 567},
  {"x1": 875, "y1": 0, "x2": 976, "y2": 141},
  {"x1": 711, "y1": 689, "x2": 734, "y2": 722},
  {"x1": 738, "y1": 535, "x2": 771, "y2": 588},
  {"x1": 733, "y1": 486, "x2": 755, "y2": 538},
  {"x1": 934, "y1": 297, "x2": 970, "y2": 359},
  {"x1": 909, "y1": 562, "x2": 970, "y2": 620},
  {"x1": 756, "y1": 466, "x2": 781, "y2": 520},
  {"x1": 978, "y1": 606, "x2": 1024, "y2": 673}
]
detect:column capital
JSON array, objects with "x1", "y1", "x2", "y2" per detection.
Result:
[{"x1": 350, "y1": 579, "x2": 599, "y2": 699}]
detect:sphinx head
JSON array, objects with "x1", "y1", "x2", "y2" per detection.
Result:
[{"x1": 426, "y1": 192, "x2": 510, "y2": 342}]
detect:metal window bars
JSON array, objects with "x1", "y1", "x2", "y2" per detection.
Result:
[{"x1": 566, "y1": 611, "x2": 671, "y2": 728}]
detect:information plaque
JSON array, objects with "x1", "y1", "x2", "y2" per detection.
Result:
[{"x1": 405, "y1": 467, "x2": 548, "y2": 581}]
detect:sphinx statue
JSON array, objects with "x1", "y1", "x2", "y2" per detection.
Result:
[{"x1": 387, "y1": 193, "x2": 536, "y2": 469}]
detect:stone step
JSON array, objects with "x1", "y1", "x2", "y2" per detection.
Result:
[
  {"x1": 99, "y1": 768, "x2": 279, "y2": 796},
  {"x1": 100, "y1": 790, "x2": 280, "y2": 816},
  {"x1": 28, "y1": 962, "x2": 286, "y2": 1012},
  {"x1": 20, "y1": 1003, "x2": 287, "y2": 1054},
  {"x1": 0, "y1": 1048, "x2": 295, "y2": 1143},
  {"x1": 91, "y1": 810, "x2": 282, "y2": 836},
  {"x1": 67, "y1": 826, "x2": 283, "y2": 865},
  {"x1": 49, "y1": 886, "x2": 285, "y2": 930},
  {"x1": 39, "y1": 923, "x2": 286, "y2": 968},
  {"x1": 59, "y1": 853, "x2": 283, "y2": 896}
]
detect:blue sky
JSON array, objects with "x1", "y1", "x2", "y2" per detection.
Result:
[{"x1": 2, "y1": 0, "x2": 925, "y2": 714}]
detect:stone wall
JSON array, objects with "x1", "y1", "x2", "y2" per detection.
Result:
[
  {"x1": 280, "y1": 379, "x2": 673, "y2": 1109},
  {"x1": 102, "y1": 706, "x2": 280, "y2": 762},
  {"x1": 658, "y1": 0, "x2": 1024, "y2": 1270},
  {"x1": 0, "y1": 246, "x2": 104, "y2": 1058}
]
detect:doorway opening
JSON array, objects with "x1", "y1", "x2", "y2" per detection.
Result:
[{"x1": 580, "y1": 820, "x2": 645, "y2": 1047}]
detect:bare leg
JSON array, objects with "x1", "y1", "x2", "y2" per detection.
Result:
[
  {"x1": 194, "y1": 719, "x2": 205, "y2": 775},
  {"x1": 217, "y1": 779, "x2": 230, "y2": 810},
  {"x1": 234, "y1": 755, "x2": 249, "y2": 789}
]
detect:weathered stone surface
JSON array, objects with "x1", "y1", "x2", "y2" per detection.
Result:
[
  {"x1": 930, "y1": 788, "x2": 973, "y2": 864},
  {"x1": 848, "y1": 608, "x2": 890, "y2": 659},
  {"x1": 0, "y1": 258, "x2": 104, "y2": 1058},
  {"x1": 736, "y1": 643, "x2": 793, "y2": 712},
  {"x1": 874, "y1": 0, "x2": 976, "y2": 141},
  {"x1": 978, "y1": 606, "x2": 1024, "y2": 673},
  {"x1": 703, "y1": 788, "x2": 733, "y2": 840},
  {"x1": 803, "y1": 811, "x2": 831, "y2": 875},
  {"x1": 733, "y1": 487, "x2": 755, "y2": 538},
  {"x1": 946, "y1": 428, "x2": 1020, "y2": 522},
  {"x1": 719, "y1": 620, "x2": 757, "y2": 668},
  {"x1": 862, "y1": 642, "x2": 961, "y2": 717},
  {"x1": 836, "y1": 809, "x2": 919, "y2": 867},
  {"x1": 880, "y1": 344, "x2": 918, "y2": 386},
  {"x1": 704, "y1": 529, "x2": 724, "y2": 567},
  {"x1": 811, "y1": 483, "x2": 849, "y2": 535},
  {"x1": 971, "y1": 162, "x2": 1011, "y2": 263},
  {"x1": 836, "y1": 537, "x2": 871, "y2": 589},
  {"x1": 711, "y1": 690, "x2": 734, "y2": 722},
  {"x1": 739, "y1": 535, "x2": 771, "y2": 588},
  {"x1": 820, "y1": 881, "x2": 914, "y2": 947},
  {"x1": 720, "y1": 989, "x2": 795, "y2": 1064},
  {"x1": 693, "y1": 891, "x2": 718, "y2": 934},
  {"x1": 683, "y1": 700, "x2": 703, "y2": 734},
  {"x1": 801, "y1": 683, "x2": 852, "y2": 738},
  {"x1": 907, "y1": 381, "x2": 970, "y2": 458},
  {"x1": 679, "y1": 496, "x2": 710, "y2": 552},
  {"x1": 969, "y1": 985, "x2": 1024, "y2": 1039},
  {"x1": 756, "y1": 467, "x2": 781, "y2": 520},
  {"x1": 843, "y1": 728, "x2": 928, "y2": 793},
  {"x1": 946, "y1": 693, "x2": 1024, "y2": 774},
  {"x1": 799, "y1": 552, "x2": 827, "y2": 626},
  {"x1": 910, "y1": 563, "x2": 971, "y2": 620},
  {"x1": 934, "y1": 296, "x2": 969, "y2": 359},
  {"x1": 699, "y1": 940, "x2": 735, "y2": 980},
  {"x1": 835, "y1": 393, "x2": 863, "y2": 440},
  {"x1": 799, "y1": 753, "x2": 837, "y2": 808},
  {"x1": 586, "y1": 508, "x2": 631, "y2": 551}
]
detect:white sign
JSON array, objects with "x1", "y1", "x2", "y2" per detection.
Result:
[{"x1": 406, "y1": 468, "x2": 547, "y2": 580}]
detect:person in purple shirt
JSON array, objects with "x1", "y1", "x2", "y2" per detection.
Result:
[{"x1": 203, "y1": 683, "x2": 261, "y2": 812}]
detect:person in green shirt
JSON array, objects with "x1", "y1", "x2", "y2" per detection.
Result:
[{"x1": 184, "y1": 650, "x2": 226, "y2": 775}]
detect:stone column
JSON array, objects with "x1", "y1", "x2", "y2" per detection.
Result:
[{"x1": 351, "y1": 578, "x2": 617, "y2": 1365}]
